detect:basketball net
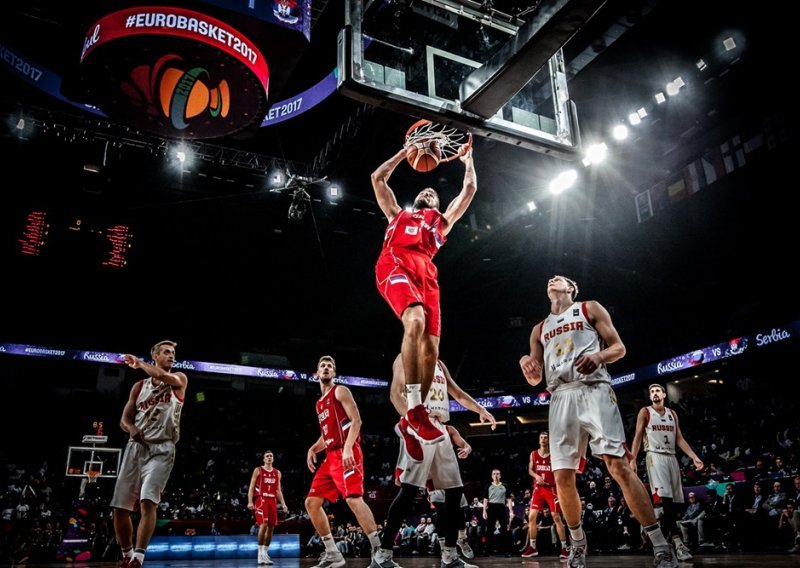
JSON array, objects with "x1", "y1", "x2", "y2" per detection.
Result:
[
  {"x1": 86, "y1": 470, "x2": 100, "y2": 484},
  {"x1": 405, "y1": 119, "x2": 472, "y2": 162}
]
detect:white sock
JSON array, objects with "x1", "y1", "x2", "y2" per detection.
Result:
[
  {"x1": 321, "y1": 534, "x2": 338, "y2": 553},
  {"x1": 133, "y1": 549, "x2": 145, "y2": 564},
  {"x1": 674, "y1": 537, "x2": 685, "y2": 547},
  {"x1": 568, "y1": 524, "x2": 585, "y2": 542},
  {"x1": 530, "y1": 538, "x2": 537, "y2": 547},
  {"x1": 458, "y1": 530, "x2": 467, "y2": 541},
  {"x1": 561, "y1": 540, "x2": 568, "y2": 548},
  {"x1": 259, "y1": 545, "x2": 265, "y2": 556},
  {"x1": 121, "y1": 547, "x2": 134, "y2": 558},
  {"x1": 644, "y1": 523, "x2": 668, "y2": 548},
  {"x1": 406, "y1": 384, "x2": 422, "y2": 408},
  {"x1": 367, "y1": 530, "x2": 381, "y2": 551}
]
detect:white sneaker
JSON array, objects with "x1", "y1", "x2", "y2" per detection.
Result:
[
  {"x1": 654, "y1": 549, "x2": 678, "y2": 568},
  {"x1": 567, "y1": 539, "x2": 586, "y2": 568},
  {"x1": 264, "y1": 554, "x2": 274, "y2": 565},
  {"x1": 456, "y1": 538, "x2": 474, "y2": 559},
  {"x1": 312, "y1": 552, "x2": 347, "y2": 568},
  {"x1": 674, "y1": 542, "x2": 693, "y2": 561}
]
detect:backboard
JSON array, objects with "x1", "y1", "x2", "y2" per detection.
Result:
[
  {"x1": 66, "y1": 446, "x2": 122, "y2": 478},
  {"x1": 338, "y1": 0, "x2": 605, "y2": 158}
]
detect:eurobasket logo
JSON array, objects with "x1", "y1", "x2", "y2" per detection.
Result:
[
  {"x1": 121, "y1": 54, "x2": 230, "y2": 130},
  {"x1": 76, "y1": 7, "x2": 268, "y2": 138}
]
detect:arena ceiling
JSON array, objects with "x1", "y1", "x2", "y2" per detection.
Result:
[{"x1": 0, "y1": 0, "x2": 795, "y2": 388}]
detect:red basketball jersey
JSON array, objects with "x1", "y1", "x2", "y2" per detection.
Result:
[
  {"x1": 531, "y1": 450, "x2": 556, "y2": 486},
  {"x1": 316, "y1": 385, "x2": 358, "y2": 451},
  {"x1": 381, "y1": 209, "x2": 446, "y2": 258},
  {"x1": 255, "y1": 467, "x2": 280, "y2": 498}
]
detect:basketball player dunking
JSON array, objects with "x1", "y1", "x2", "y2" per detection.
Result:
[
  {"x1": 520, "y1": 276, "x2": 678, "y2": 568},
  {"x1": 372, "y1": 145, "x2": 475, "y2": 445},
  {"x1": 111, "y1": 340, "x2": 187, "y2": 568},
  {"x1": 521, "y1": 431, "x2": 569, "y2": 559},
  {"x1": 373, "y1": 353, "x2": 494, "y2": 568},
  {"x1": 630, "y1": 384, "x2": 704, "y2": 561},
  {"x1": 248, "y1": 450, "x2": 287, "y2": 565},
  {"x1": 305, "y1": 356, "x2": 382, "y2": 568}
]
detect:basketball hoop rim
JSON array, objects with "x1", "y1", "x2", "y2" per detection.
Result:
[{"x1": 404, "y1": 119, "x2": 472, "y2": 162}]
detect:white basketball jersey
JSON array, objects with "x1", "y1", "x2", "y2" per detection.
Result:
[
  {"x1": 134, "y1": 378, "x2": 184, "y2": 443},
  {"x1": 540, "y1": 302, "x2": 611, "y2": 392},
  {"x1": 425, "y1": 361, "x2": 450, "y2": 422},
  {"x1": 644, "y1": 406, "x2": 676, "y2": 455}
]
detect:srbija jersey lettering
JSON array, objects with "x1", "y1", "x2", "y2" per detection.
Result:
[
  {"x1": 540, "y1": 302, "x2": 610, "y2": 392},
  {"x1": 425, "y1": 361, "x2": 449, "y2": 422},
  {"x1": 644, "y1": 407, "x2": 676, "y2": 455},
  {"x1": 316, "y1": 385, "x2": 357, "y2": 451},
  {"x1": 134, "y1": 378, "x2": 183, "y2": 443},
  {"x1": 381, "y1": 209, "x2": 446, "y2": 258},
  {"x1": 530, "y1": 450, "x2": 556, "y2": 486},
  {"x1": 255, "y1": 467, "x2": 281, "y2": 499}
]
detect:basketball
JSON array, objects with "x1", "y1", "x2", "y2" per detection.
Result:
[{"x1": 405, "y1": 139, "x2": 442, "y2": 172}]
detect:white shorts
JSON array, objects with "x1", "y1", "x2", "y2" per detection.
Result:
[
  {"x1": 396, "y1": 428, "x2": 463, "y2": 490},
  {"x1": 549, "y1": 382, "x2": 627, "y2": 471},
  {"x1": 110, "y1": 440, "x2": 176, "y2": 510},
  {"x1": 646, "y1": 452, "x2": 684, "y2": 504},
  {"x1": 429, "y1": 489, "x2": 469, "y2": 507}
]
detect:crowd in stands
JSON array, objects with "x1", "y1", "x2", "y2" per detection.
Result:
[{"x1": 2, "y1": 370, "x2": 799, "y2": 563}]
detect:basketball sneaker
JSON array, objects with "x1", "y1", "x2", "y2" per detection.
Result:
[
  {"x1": 406, "y1": 404, "x2": 445, "y2": 444},
  {"x1": 674, "y1": 542, "x2": 693, "y2": 561},
  {"x1": 441, "y1": 557, "x2": 478, "y2": 568},
  {"x1": 119, "y1": 557, "x2": 131, "y2": 568},
  {"x1": 369, "y1": 549, "x2": 403, "y2": 568},
  {"x1": 456, "y1": 537, "x2": 474, "y2": 559},
  {"x1": 128, "y1": 559, "x2": 142, "y2": 568},
  {"x1": 263, "y1": 553, "x2": 274, "y2": 565},
  {"x1": 395, "y1": 418, "x2": 424, "y2": 461},
  {"x1": 312, "y1": 551, "x2": 346, "y2": 568},
  {"x1": 567, "y1": 539, "x2": 586, "y2": 568},
  {"x1": 654, "y1": 548, "x2": 678, "y2": 568},
  {"x1": 560, "y1": 547, "x2": 570, "y2": 560},
  {"x1": 520, "y1": 544, "x2": 538, "y2": 558}
]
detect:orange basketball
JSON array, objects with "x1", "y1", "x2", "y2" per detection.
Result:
[{"x1": 406, "y1": 140, "x2": 442, "y2": 172}]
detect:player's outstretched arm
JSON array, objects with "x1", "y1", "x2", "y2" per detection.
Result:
[
  {"x1": 371, "y1": 148, "x2": 405, "y2": 221},
  {"x1": 441, "y1": 361, "x2": 495, "y2": 429},
  {"x1": 674, "y1": 412, "x2": 704, "y2": 471},
  {"x1": 442, "y1": 147, "x2": 476, "y2": 233}
]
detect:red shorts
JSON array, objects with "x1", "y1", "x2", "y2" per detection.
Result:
[
  {"x1": 530, "y1": 486, "x2": 560, "y2": 514},
  {"x1": 254, "y1": 497, "x2": 278, "y2": 527},
  {"x1": 308, "y1": 445, "x2": 365, "y2": 502},
  {"x1": 375, "y1": 250, "x2": 441, "y2": 336}
]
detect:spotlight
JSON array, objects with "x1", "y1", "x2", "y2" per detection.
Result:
[
  {"x1": 696, "y1": 59, "x2": 707, "y2": 71},
  {"x1": 723, "y1": 37, "x2": 736, "y2": 51},
  {"x1": 176, "y1": 151, "x2": 186, "y2": 163},
  {"x1": 16, "y1": 118, "x2": 25, "y2": 130},
  {"x1": 612, "y1": 124, "x2": 628, "y2": 140},
  {"x1": 628, "y1": 113, "x2": 641, "y2": 126},
  {"x1": 526, "y1": 201, "x2": 537, "y2": 212},
  {"x1": 329, "y1": 185, "x2": 340, "y2": 198},
  {"x1": 654, "y1": 92, "x2": 666, "y2": 104},
  {"x1": 549, "y1": 170, "x2": 577, "y2": 195}
]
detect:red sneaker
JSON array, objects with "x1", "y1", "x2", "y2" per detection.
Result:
[
  {"x1": 520, "y1": 545, "x2": 538, "y2": 558},
  {"x1": 405, "y1": 405, "x2": 445, "y2": 444},
  {"x1": 560, "y1": 547, "x2": 569, "y2": 559},
  {"x1": 119, "y1": 558, "x2": 131, "y2": 568},
  {"x1": 128, "y1": 559, "x2": 142, "y2": 568},
  {"x1": 395, "y1": 417, "x2": 425, "y2": 461}
]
